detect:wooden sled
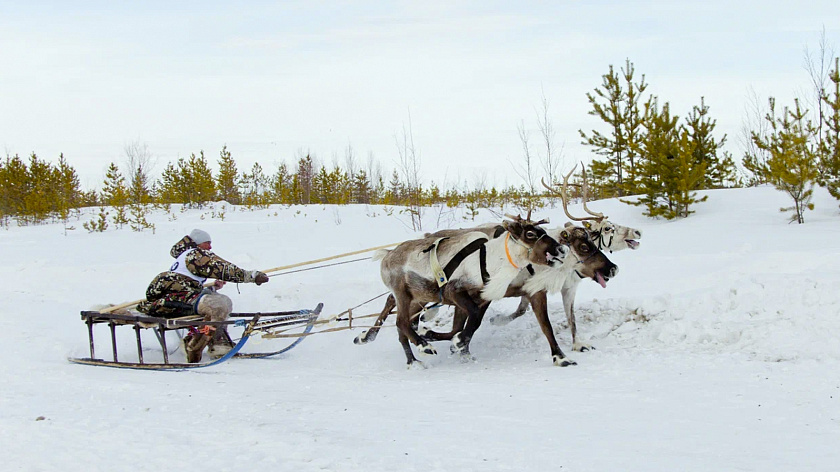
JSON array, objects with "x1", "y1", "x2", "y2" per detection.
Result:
[{"x1": 69, "y1": 303, "x2": 322, "y2": 371}]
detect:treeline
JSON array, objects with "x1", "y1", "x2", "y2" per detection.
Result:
[
  {"x1": 0, "y1": 144, "x2": 562, "y2": 229},
  {"x1": 0, "y1": 153, "x2": 89, "y2": 226}
]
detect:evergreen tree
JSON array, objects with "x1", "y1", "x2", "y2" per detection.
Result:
[
  {"x1": 83, "y1": 207, "x2": 109, "y2": 232},
  {"x1": 188, "y1": 151, "x2": 216, "y2": 206},
  {"x1": 156, "y1": 162, "x2": 183, "y2": 204},
  {"x1": 102, "y1": 162, "x2": 129, "y2": 227},
  {"x1": 628, "y1": 100, "x2": 708, "y2": 219},
  {"x1": 580, "y1": 59, "x2": 649, "y2": 197},
  {"x1": 216, "y1": 145, "x2": 241, "y2": 204},
  {"x1": 25, "y1": 153, "x2": 54, "y2": 222},
  {"x1": 54, "y1": 153, "x2": 81, "y2": 224},
  {"x1": 683, "y1": 97, "x2": 733, "y2": 189},
  {"x1": 241, "y1": 162, "x2": 269, "y2": 207},
  {"x1": 312, "y1": 165, "x2": 330, "y2": 203},
  {"x1": 296, "y1": 154, "x2": 314, "y2": 204},
  {"x1": 0, "y1": 155, "x2": 28, "y2": 220},
  {"x1": 328, "y1": 165, "x2": 349, "y2": 204},
  {"x1": 820, "y1": 57, "x2": 840, "y2": 205},
  {"x1": 752, "y1": 98, "x2": 819, "y2": 224},
  {"x1": 387, "y1": 169, "x2": 403, "y2": 204},
  {"x1": 352, "y1": 169, "x2": 371, "y2": 204},
  {"x1": 270, "y1": 163, "x2": 293, "y2": 204},
  {"x1": 128, "y1": 164, "x2": 154, "y2": 232}
]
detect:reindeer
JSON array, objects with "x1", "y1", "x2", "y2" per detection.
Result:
[
  {"x1": 357, "y1": 219, "x2": 618, "y2": 366},
  {"x1": 372, "y1": 215, "x2": 564, "y2": 366},
  {"x1": 490, "y1": 165, "x2": 642, "y2": 352}
]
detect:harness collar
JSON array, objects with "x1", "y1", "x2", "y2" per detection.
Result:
[{"x1": 504, "y1": 232, "x2": 520, "y2": 269}]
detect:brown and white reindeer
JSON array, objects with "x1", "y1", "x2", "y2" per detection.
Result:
[
  {"x1": 371, "y1": 215, "x2": 564, "y2": 366},
  {"x1": 490, "y1": 165, "x2": 642, "y2": 352},
  {"x1": 357, "y1": 218, "x2": 618, "y2": 366}
]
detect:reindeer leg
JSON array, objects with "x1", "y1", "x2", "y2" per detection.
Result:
[
  {"x1": 354, "y1": 293, "x2": 396, "y2": 345},
  {"x1": 562, "y1": 279, "x2": 593, "y2": 352},
  {"x1": 395, "y1": 292, "x2": 436, "y2": 365},
  {"x1": 420, "y1": 305, "x2": 468, "y2": 342},
  {"x1": 531, "y1": 291, "x2": 575, "y2": 367},
  {"x1": 451, "y1": 294, "x2": 488, "y2": 359},
  {"x1": 489, "y1": 296, "x2": 530, "y2": 326}
]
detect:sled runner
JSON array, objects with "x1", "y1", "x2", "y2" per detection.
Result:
[{"x1": 69, "y1": 303, "x2": 322, "y2": 370}]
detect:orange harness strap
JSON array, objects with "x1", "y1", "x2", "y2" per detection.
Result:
[{"x1": 504, "y1": 233, "x2": 519, "y2": 270}]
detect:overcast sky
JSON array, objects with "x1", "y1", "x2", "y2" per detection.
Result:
[{"x1": 2, "y1": 1, "x2": 839, "y2": 190}]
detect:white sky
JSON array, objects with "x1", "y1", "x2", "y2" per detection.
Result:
[{"x1": 2, "y1": 1, "x2": 839, "y2": 190}]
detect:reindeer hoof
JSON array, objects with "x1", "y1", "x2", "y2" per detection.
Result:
[
  {"x1": 407, "y1": 360, "x2": 427, "y2": 370},
  {"x1": 353, "y1": 330, "x2": 376, "y2": 345},
  {"x1": 418, "y1": 344, "x2": 437, "y2": 357},
  {"x1": 573, "y1": 342, "x2": 594, "y2": 352},
  {"x1": 552, "y1": 355, "x2": 577, "y2": 367},
  {"x1": 451, "y1": 333, "x2": 470, "y2": 354}
]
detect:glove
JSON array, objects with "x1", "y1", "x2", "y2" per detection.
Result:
[{"x1": 247, "y1": 270, "x2": 269, "y2": 286}]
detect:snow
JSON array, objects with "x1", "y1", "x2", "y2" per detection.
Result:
[{"x1": 2, "y1": 187, "x2": 839, "y2": 472}]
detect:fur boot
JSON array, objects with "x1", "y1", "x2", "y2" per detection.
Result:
[
  {"x1": 207, "y1": 328, "x2": 236, "y2": 359},
  {"x1": 184, "y1": 333, "x2": 212, "y2": 363}
]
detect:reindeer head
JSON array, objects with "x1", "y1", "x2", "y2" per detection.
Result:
[
  {"x1": 556, "y1": 223, "x2": 619, "y2": 288},
  {"x1": 502, "y1": 212, "x2": 565, "y2": 266},
  {"x1": 542, "y1": 164, "x2": 642, "y2": 253}
]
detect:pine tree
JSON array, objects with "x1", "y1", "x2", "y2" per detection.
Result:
[
  {"x1": 128, "y1": 164, "x2": 154, "y2": 232},
  {"x1": 352, "y1": 169, "x2": 371, "y2": 204},
  {"x1": 25, "y1": 153, "x2": 54, "y2": 222},
  {"x1": 156, "y1": 162, "x2": 183, "y2": 204},
  {"x1": 820, "y1": 57, "x2": 840, "y2": 205},
  {"x1": 628, "y1": 100, "x2": 707, "y2": 219},
  {"x1": 0, "y1": 155, "x2": 28, "y2": 220},
  {"x1": 102, "y1": 162, "x2": 129, "y2": 227},
  {"x1": 296, "y1": 154, "x2": 314, "y2": 204},
  {"x1": 580, "y1": 59, "x2": 649, "y2": 197},
  {"x1": 216, "y1": 145, "x2": 241, "y2": 205},
  {"x1": 312, "y1": 166, "x2": 330, "y2": 203},
  {"x1": 83, "y1": 207, "x2": 109, "y2": 232},
  {"x1": 54, "y1": 153, "x2": 81, "y2": 227},
  {"x1": 188, "y1": 151, "x2": 216, "y2": 206},
  {"x1": 241, "y1": 162, "x2": 269, "y2": 207},
  {"x1": 271, "y1": 163, "x2": 293, "y2": 204},
  {"x1": 683, "y1": 97, "x2": 732, "y2": 189},
  {"x1": 328, "y1": 165, "x2": 349, "y2": 204},
  {"x1": 752, "y1": 98, "x2": 819, "y2": 224}
]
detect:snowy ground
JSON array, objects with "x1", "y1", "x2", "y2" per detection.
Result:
[{"x1": 1, "y1": 187, "x2": 838, "y2": 472}]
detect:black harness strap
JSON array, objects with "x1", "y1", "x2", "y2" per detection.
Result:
[
  {"x1": 479, "y1": 244, "x2": 490, "y2": 284},
  {"x1": 492, "y1": 225, "x2": 506, "y2": 238},
  {"x1": 442, "y1": 238, "x2": 489, "y2": 281},
  {"x1": 422, "y1": 237, "x2": 449, "y2": 254},
  {"x1": 526, "y1": 264, "x2": 535, "y2": 276}
]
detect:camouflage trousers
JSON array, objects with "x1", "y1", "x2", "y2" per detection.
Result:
[{"x1": 136, "y1": 272, "x2": 204, "y2": 318}]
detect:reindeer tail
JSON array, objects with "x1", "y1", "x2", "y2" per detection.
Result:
[{"x1": 372, "y1": 249, "x2": 390, "y2": 261}]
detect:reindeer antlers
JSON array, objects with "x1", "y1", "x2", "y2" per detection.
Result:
[
  {"x1": 503, "y1": 212, "x2": 550, "y2": 226},
  {"x1": 578, "y1": 163, "x2": 605, "y2": 220},
  {"x1": 541, "y1": 163, "x2": 606, "y2": 223}
]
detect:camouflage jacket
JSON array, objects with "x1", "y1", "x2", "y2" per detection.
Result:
[
  {"x1": 167, "y1": 235, "x2": 251, "y2": 284},
  {"x1": 136, "y1": 235, "x2": 254, "y2": 314}
]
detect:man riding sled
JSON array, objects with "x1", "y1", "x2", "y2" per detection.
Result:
[{"x1": 137, "y1": 229, "x2": 269, "y2": 362}]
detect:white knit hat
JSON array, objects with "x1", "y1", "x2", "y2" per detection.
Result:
[{"x1": 189, "y1": 229, "x2": 211, "y2": 244}]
